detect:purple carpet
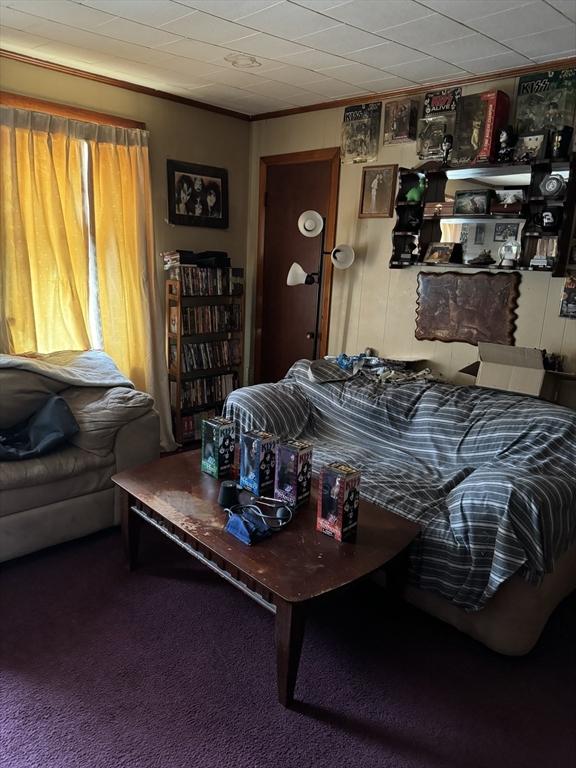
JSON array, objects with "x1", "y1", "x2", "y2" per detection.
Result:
[{"x1": 1, "y1": 527, "x2": 575, "y2": 768}]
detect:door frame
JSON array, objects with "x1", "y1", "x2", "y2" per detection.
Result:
[{"x1": 254, "y1": 147, "x2": 340, "y2": 382}]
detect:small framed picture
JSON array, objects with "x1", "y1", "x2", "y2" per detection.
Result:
[
  {"x1": 423, "y1": 242, "x2": 462, "y2": 265},
  {"x1": 491, "y1": 189, "x2": 525, "y2": 214},
  {"x1": 454, "y1": 190, "x2": 491, "y2": 215},
  {"x1": 474, "y1": 223, "x2": 486, "y2": 244},
  {"x1": 494, "y1": 222, "x2": 520, "y2": 241},
  {"x1": 359, "y1": 164, "x2": 397, "y2": 218},
  {"x1": 383, "y1": 99, "x2": 419, "y2": 143},
  {"x1": 167, "y1": 159, "x2": 229, "y2": 228},
  {"x1": 513, "y1": 132, "x2": 548, "y2": 163}
]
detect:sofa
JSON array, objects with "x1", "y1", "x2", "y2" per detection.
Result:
[
  {"x1": 224, "y1": 358, "x2": 576, "y2": 654},
  {"x1": 0, "y1": 350, "x2": 160, "y2": 561}
]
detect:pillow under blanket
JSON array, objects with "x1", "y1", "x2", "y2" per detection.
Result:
[{"x1": 0, "y1": 396, "x2": 79, "y2": 461}]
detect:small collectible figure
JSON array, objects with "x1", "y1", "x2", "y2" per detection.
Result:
[
  {"x1": 201, "y1": 417, "x2": 235, "y2": 478},
  {"x1": 405, "y1": 176, "x2": 426, "y2": 202},
  {"x1": 497, "y1": 126, "x2": 516, "y2": 163},
  {"x1": 550, "y1": 126, "x2": 573, "y2": 160},
  {"x1": 239, "y1": 430, "x2": 278, "y2": 496},
  {"x1": 441, "y1": 133, "x2": 453, "y2": 166}
]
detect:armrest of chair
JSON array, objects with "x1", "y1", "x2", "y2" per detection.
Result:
[
  {"x1": 112, "y1": 409, "x2": 160, "y2": 524},
  {"x1": 223, "y1": 381, "x2": 311, "y2": 440}
]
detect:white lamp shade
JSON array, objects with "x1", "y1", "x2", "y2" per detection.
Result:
[
  {"x1": 287, "y1": 262, "x2": 309, "y2": 286},
  {"x1": 331, "y1": 244, "x2": 355, "y2": 270},
  {"x1": 297, "y1": 210, "x2": 324, "y2": 238}
]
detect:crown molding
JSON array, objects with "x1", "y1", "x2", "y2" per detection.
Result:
[{"x1": 0, "y1": 49, "x2": 251, "y2": 122}]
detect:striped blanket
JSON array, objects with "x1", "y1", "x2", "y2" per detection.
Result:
[{"x1": 224, "y1": 359, "x2": 576, "y2": 611}]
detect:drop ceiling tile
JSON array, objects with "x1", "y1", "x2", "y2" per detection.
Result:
[
  {"x1": 378, "y1": 13, "x2": 472, "y2": 45},
  {"x1": 423, "y1": 33, "x2": 509, "y2": 62},
  {"x1": 466, "y1": 2, "x2": 568, "y2": 40},
  {"x1": 295, "y1": 24, "x2": 388, "y2": 53},
  {"x1": 464, "y1": 50, "x2": 533, "y2": 73},
  {"x1": 196, "y1": 68, "x2": 270, "y2": 88},
  {"x1": 0, "y1": 6, "x2": 45, "y2": 30},
  {"x1": 281, "y1": 90, "x2": 334, "y2": 106},
  {"x1": 259, "y1": 64, "x2": 332, "y2": 84},
  {"x1": 158, "y1": 56, "x2": 226, "y2": 77},
  {"x1": 344, "y1": 41, "x2": 421, "y2": 68},
  {"x1": 289, "y1": 1, "x2": 351, "y2": 10},
  {"x1": 276, "y1": 48, "x2": 349, "y2": 69},
  {"x1": 416, "y1": 0, "x2": 529, "y2": 22},
  {"x1": 31, "y1": 40, "x2": 121, "y2": 64},
  {"x1": 4, "y1": 0, "x2": 112, "y2": 28},
  {"x1": 504, "y1": 25, "x2": 576, "y2": 58},
  {"x1": 533, "y1": 48, "x2": 576, "y2": 62},
  {"x1": 224, "y1": 32, "x2": 309, "y2": 57},
  {"x1": 235, "y1": 1, "x2": 340, "y2": 39},
  {"x1": 155, "y1": 37, "x2": 230, "y2": 62},
  {"x1": 384, "y1": 56, "x2": 467, "y2": 80},
  {"x1": 225, "y1": 94, "x2": 296, "y2": 113},
  {"x1": 317, "y1": 61, "x2": 394, "y2": 85},
  {"x1": 160, "y1": 10, "x2": 257, "y2": 43},
  {"x1": 95, "y1": 18, "x2": 182, "y2": 47},
  {"x1": 0, "y1": 26, "x2": 51, "y2": 50},
  {"x1": 174, "y1": 1, "x2": 284, "y2": 21},
  {"x1": 304, "y1": 78, "x2": 369, "y2": 98},
  {"x1": 80, "y1": 0, "x2": 197, "y2": 27},
  {"x1": 325, "y1": 0, "x2": 434, "y2": 31},
  {"x1": 545, "y1": 0, "x2": 576, "y2": 22},
  {"x1": 180, "y1": 82, "x2": 256, "y2": 100},
  {"x1": 246, "y1": 78, "x2": 313, "y2": 97},
  {"x1": 355, "y1": 75, "x2": 419, "y2": 91}
]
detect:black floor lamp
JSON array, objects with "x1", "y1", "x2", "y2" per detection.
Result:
[{"x1": 287, "y1": 210, "x2": 355, "y2": 359}]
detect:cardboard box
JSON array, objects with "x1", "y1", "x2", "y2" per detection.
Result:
[
  {"x1": 239, "y1": 430, "x2": 278, "y2": 496},
  {"x1": 274, "y1": 440, "x2": 313, "y2": 508},
  {"x1": 201, "y1": 417, "x2": 235, "y2": 478},
  {"x1": 317, "y1": 462, "x2": 361, "y2": 542},
  {"x1": 464, "y1": 343, "x2": 557, "y2": 400}
]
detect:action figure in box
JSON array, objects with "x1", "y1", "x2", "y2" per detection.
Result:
[{"x1": 451, "y1": 91, "x2": 509, "y2": 165}]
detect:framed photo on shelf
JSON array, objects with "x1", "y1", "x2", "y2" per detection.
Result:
[
  {"x1": 491, "y1": 189, "x2": 525, "y2": 214},
  {"x1": 358, "y1": 164, "x2": 397, "y2": 218},
  {"x1": 494, "y1": 222, "x2": 520, "y2": 242},
  {"x1": 453, "y1": 190, "x2": 491, "y2": 215},
  {"x1": 167, "y1": 159, "x2": 229, "y2": 228},
  {"x1": 423, "y1": 242, "x2": 462, "y2": 265},
  {"x1": 513, "y1": 132, "x2": 548, "y2": 163},
  {"x1": 474, "y1": 224, "x2": 486, "y2": 245}
]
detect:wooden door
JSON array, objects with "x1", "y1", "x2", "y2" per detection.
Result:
[{"x1": 256, "y1": 148, "x2": 340, "y2": 384}]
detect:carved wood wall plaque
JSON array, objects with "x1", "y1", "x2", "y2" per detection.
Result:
[{"x1": 415, "y1": 271, "x2": 521, "y2": 345}]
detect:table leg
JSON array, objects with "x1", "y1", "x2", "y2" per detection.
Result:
[
  {"x1": 120, "y1": 492, "x2": 141, "y2": 570},
  {"x1": 275, "y1": 598, "x2": 306, "y2": 708}
]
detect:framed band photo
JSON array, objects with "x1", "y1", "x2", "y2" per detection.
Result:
[
  {"x1": 167, "y1": 159, "x2": 229, "y2": 228},
  {"x1": 359, "y1": 164, "x2": 397, "y2": 218}
]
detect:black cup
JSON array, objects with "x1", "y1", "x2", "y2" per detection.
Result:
[{"x1": 218, "y1": 480, "x2": 239, "y2": 508}]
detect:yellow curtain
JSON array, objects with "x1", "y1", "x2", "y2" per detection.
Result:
[
  {"x1": 89, "y1": 138, "x2": 171, "y2": 441},
  {"x1": 0, "y1": 108, "x2": 176, "y2": 450},
  {"x1": 0, "y1": 110, "x2": 91, "y2": 352}
]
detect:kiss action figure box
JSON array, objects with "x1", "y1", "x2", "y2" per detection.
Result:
[
  {"x1": 317, "y1": 462, "x2": 361, "y2": 542},
  {"x1": 274, "y1": 439, "x2": 313, "y2": 508},
  {"x1": 239, "y1": 430, "x2": 277, "y2": 496},
  {"x1": 451, "y1": 90, "x2": 510, "y2": 165},
  {"x1": 201, "y1": 417, "x2": 235, "y2": 478}
]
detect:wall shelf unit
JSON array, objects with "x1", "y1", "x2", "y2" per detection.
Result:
[
  {"x1": 166, "y1": 258, "x2": 243, "y2": 444},
  {"x1": 389, "y1": 157, "x2": 575, "y2": 276}
]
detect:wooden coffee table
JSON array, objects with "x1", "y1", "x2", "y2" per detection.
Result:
[{"x1": 112, "y1": 451, "x2": 420, "y2": 707}]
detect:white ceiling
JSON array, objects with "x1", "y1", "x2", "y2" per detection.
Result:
[{"x1": 0, "y1": 0, "x2": 575, "y2": 116}]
